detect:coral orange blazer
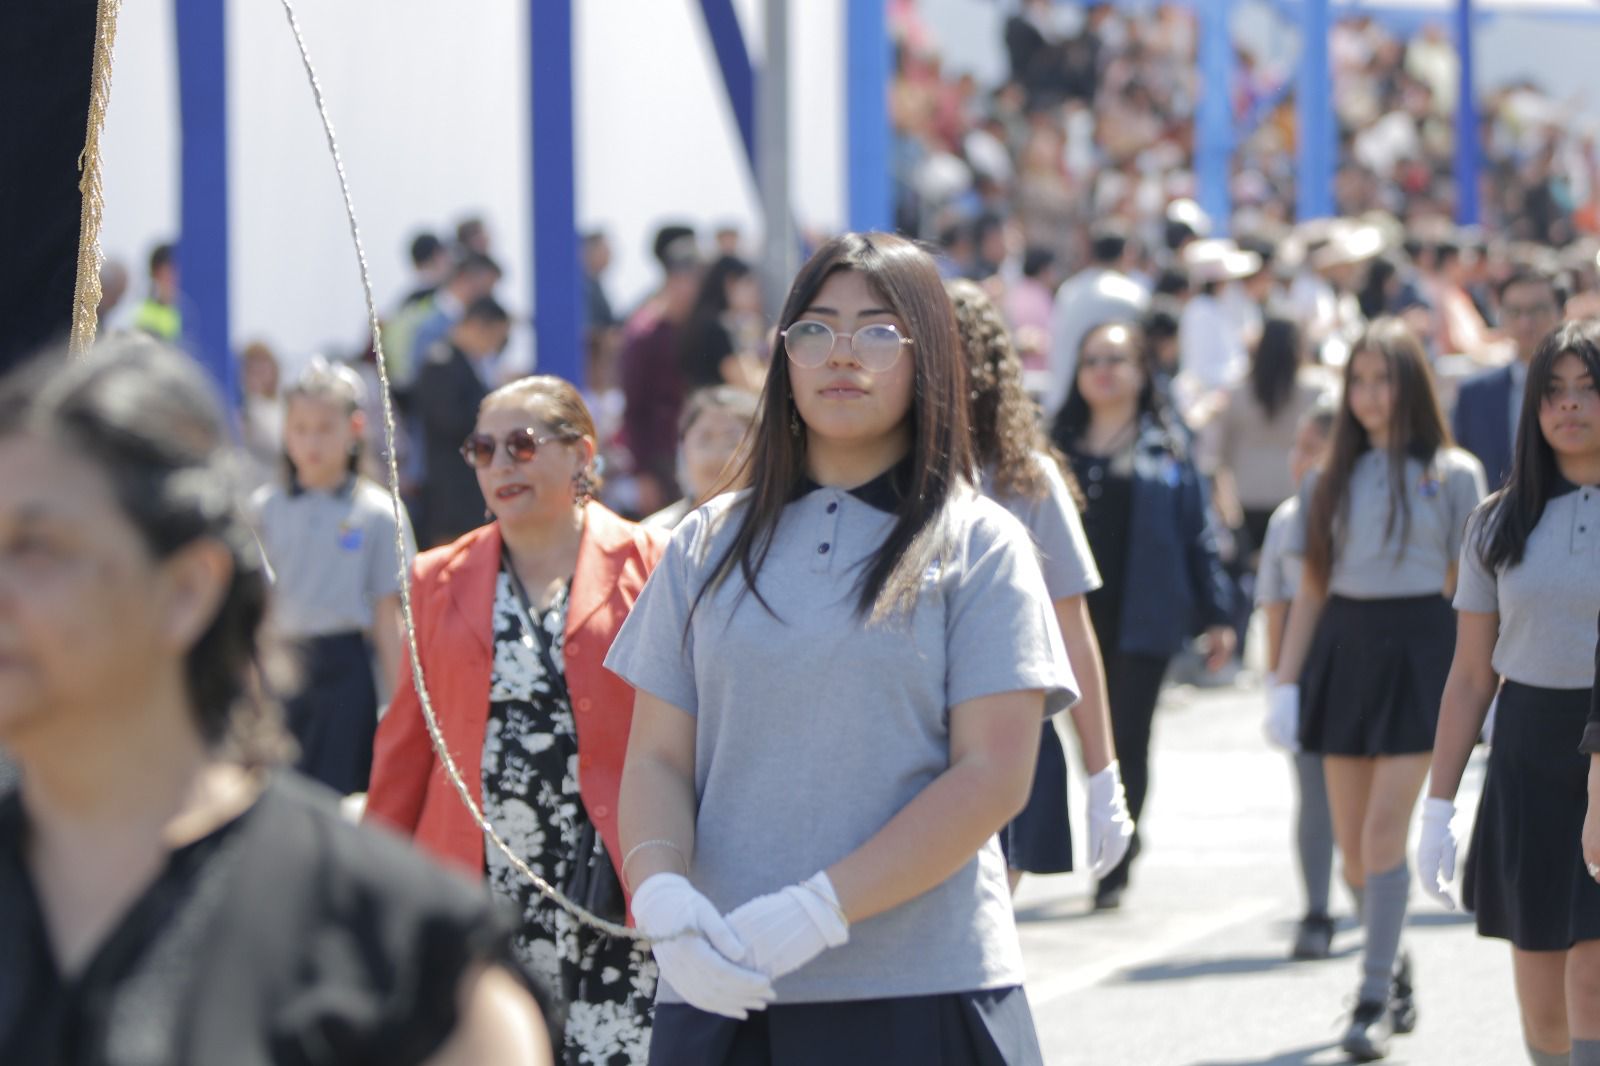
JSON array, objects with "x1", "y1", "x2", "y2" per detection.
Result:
[{"x1": 365, "y1": 503, "x2": 667, "y2": 893}]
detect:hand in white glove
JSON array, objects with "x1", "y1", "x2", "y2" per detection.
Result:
[
  {"x1": 1087, "y1": 761, "x2": 1135, "y2": 879},
  {"x1": 1264, "y1": 683, "x2": 1301, "y2": 753},
  {"x1": 631, "y1": 873, "x2": 775, "y2": 1018},
  {"x1": 724, "y1": 872, "x2": 850, "y2": 982},
  {"x1": 1416, "y1": 798, "x2": 1458, "y2": 911}
]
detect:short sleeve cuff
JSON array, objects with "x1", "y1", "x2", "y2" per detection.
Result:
[{"x1": 1580, "y1": 721, "x2": 1600, "y2": 756}]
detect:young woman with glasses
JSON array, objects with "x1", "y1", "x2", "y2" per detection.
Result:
[
  {"x1": 366, "y1": 377, "x2": 666, "y2": 1065},
  {"x1": 607, "y1": 233, "x2": 1075, "y2": 1065},
  {"x1": 1270, "y1": 319, "x2": 1486, "y2": 1060},
  {"x1": 1418, "y1": 321, "x2": 1600, "y2": 1066},
  {"x1": 1050, "y1": 321, "x2": 1235, "y2": 911}
]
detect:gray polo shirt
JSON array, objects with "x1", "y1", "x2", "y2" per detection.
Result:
[
  {"x1": 605, "y1": 479, "x2": 1076, "y2": 1004},
  {"x1": 1290, "y1": 447, "x2": 1486, "y2": 599},
  {"x1": 1454, "y1": 484, "x2": 1600, "y2": 689},
  {"x1": 252, "y1": 477, "x2": 415, "y2": 638},
  {"x1": 1255, "y1": 495, "x2": 1301, "y2": 607},
  {"x1": 981, "y1": 452, "x2": 1102, "y2": 601}
]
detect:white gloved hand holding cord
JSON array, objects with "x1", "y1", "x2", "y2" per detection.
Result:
[
  {"x1": 630, "y1": 872, "x2": 776, "y2": 1018},
  {"x1": 724, "y1": 872, "x2": 850, "y2": 982}
]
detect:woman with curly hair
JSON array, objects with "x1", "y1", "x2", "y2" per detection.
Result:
[{"x1": 947, "y1": 279, "x2": 1134, "y2": 896}]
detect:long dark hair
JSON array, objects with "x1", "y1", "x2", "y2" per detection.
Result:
[
  {"x1": 1249, "y1": 317, "x2": 1302, "y2": 421},
  {"x1": 677, "y1": 255, "x2": 753, "y2": 382},
  {"x1": 1476, "y1": 319, "x2": 1600, "y2": 570},
  {"x1": 946, "y1": 278, "x2": 1081, "y2": 505},
  {"x1": 0, "y1": 337, "x2": 291, "y2": 765},
  {"x1": 694, "y1": 232, "x2": 973, "y2": 621},
  {"x1": 1305, "y1": 317, "x2": 1452, "y2": 587},
  {"x1": 1051, "y1": 320, "x2": 1182, "y2": 455}
]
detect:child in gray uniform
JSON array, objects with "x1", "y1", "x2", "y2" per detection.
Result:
[
  {"x1": 1418, "y1": 321, "x2": 1600, "y2": 1066},
  {"x1": 608, "y1": 234, "x2": 1076, "y2": 1065},
  {"x1": 947, "y1": 278, "x2": 1134, "y2": 895},
  {"x1": 1257, "y1": 397, "x2": 1340, "y2": 960},
  {"x1": 1271, "y1": 319, "x2": 1486, "y2": 1061},
  {"x1": 252, "y1": 360, "x2": 414, "y2": 794}
]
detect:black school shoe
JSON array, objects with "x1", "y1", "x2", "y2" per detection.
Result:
[
  {"x1": 1390, "y1": 951, "x2": 1417, "y2": 1034},
  {"x1": 1341, "y1": 999, "x2": 1394, "y2": 1061},
  {"x1": 1290, "y1": 912, "x2": 1336, "y2": 960}
]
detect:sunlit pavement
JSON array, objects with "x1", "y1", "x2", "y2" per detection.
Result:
[{"x1": 1017, "y1": 679, "x2": 1522, "y2": 1065}]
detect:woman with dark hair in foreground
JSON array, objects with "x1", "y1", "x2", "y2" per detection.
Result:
[{"x1": 0, "y1": 339, "x2": 550, "y2": 1065}]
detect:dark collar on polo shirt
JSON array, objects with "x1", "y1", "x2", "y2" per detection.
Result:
[
  {"x1": 1550, "y1": 473, "x2": 1583, "y2": 499},
  {"x1": 795, "y1": 455, "x2": 915, "y2": 514}
]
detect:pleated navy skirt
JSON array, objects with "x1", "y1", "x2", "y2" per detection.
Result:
[
  {"x1": 649, "y1": 987, "x2": 1043, "y2": 1066},
  {"x1": 1298, "y1": 594, "x2": 1454, "y2": 756},
  {"x1": 281, "y1": 631, "x2": 378, "y2": 796},
  {"x1": 1464, "y1": 681, "x2": 1600, "y2": 950},
  {"x1": 1000, "y1": 723, "x2": 1074, "y2": 874}
]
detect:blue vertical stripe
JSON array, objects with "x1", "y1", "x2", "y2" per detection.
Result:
[
  {"x1": 1295, "y1": 0, "x2": 1334, "y2": 220},
  {"x1": 1196, "y1": 0, "x2": 1235, "y2": 235},
  {"x1": 531, "y1": 0, "x2": 582, "y2": 386},
  {"x1": 174, "y1": 0, "x2": 235, "y2": 404},
  {"x1": 847, "y1": 0, "x2": 891, "y2": 234},
  {"x1": 1454, "y1": 0, "x2": 1480, "y2": 225}
]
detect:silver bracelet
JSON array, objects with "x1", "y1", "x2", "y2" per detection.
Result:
[{"x1": 621, "y1": 838, "x2": 687, "y2": 880}]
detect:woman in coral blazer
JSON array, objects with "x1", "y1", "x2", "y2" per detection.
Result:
[{"x1": 367, "y1": 376, "x2": 666, "y2": 1065}]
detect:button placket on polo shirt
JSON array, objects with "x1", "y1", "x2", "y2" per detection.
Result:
[
  {"x1": 812, "y1": 493, "x2": 842, "y2": 573},
  {"x1": 1575, "y1": 490, "x2": 1597, "y2": 554}
]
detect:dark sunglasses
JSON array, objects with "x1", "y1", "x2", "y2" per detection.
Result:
[{"x1": 460, "y1": 428, "x2": 575, "y2": 469}]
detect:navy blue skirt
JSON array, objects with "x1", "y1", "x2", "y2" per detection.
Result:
[
  {"x1": 1298, "y1": 595, "x2": 1454, "y2": 756},
  {"x1": 1464, "y1": 681, "x2": 1600, "y2": 950},
  {"x1": 649, "y1": 987, "x2": 1043, "y2": 1066},
  {"x1": 281, "y1": 631, "x2": 378, "y2": 796},
  {"x1": 1001, "y1": 724, "x2": 1073, "y2": 874}
]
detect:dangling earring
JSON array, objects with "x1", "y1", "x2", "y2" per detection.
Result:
[
  {"x1": 572, "y1": 468, "x2": 595, "y2": 505},
  {"x1": 790, "y1": 407, "x2": 801, "y2": 436}
]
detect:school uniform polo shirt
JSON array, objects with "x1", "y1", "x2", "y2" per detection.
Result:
[
  {"x1": 982, "y1": 451, "x2": 1102, "y2": 601},
  {"x1": 251, "y1": 477, "x2": 415, "y2": 638},
  {"x1": 1455, "y1": 480, "x2": 1600, "y2": 690},
  {"x1": 1290, "y1": 447, "x2": 1486, "y2": 600},
  {"x1": 606, "y1": 471, "x2": 1076, "y2": 1004}
]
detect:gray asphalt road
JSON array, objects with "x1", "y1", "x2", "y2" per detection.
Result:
[{"x1": 1016, "y1": 679, "x2": 1524, "y2": 1066}]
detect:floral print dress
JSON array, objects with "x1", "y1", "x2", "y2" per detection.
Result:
[{"x1": 483, "y1": 572, "x2": 657, "y2": 1065}]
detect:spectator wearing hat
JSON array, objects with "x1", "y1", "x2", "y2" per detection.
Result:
[{"x1": 1179, "y1": 240, "x2": 1264, "y2": 395}]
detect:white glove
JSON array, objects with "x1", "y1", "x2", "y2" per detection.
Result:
[
  {"x1": 724, "y1": 872, "x2": 850, "y2": 982},
  {"x1": 1417, "y1": 798, "x2": 1459, "y2": 911},
  {"x1": 631, "y1": 873, "x2": 775, "y2": 1018},
  {"x1": 1087, "y1": 761, "x2": 1136, "y2": 879},
  {"x1": 1264, "y1": 683, "x2": 1301, "y2": 753}
]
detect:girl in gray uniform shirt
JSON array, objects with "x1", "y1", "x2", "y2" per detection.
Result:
[
  {"x1": 1270, "y1": 319, "x2": 1486, "y2": 1061},
  {"x1": 1417, "y1": 321, "x2": 1600, "y2": 1066},
  {"x1": 607, "y1": 234, "x2": 1076, "y2": 1065},
  {"x1": 947, "y1": 279, "x2": 1134, "y2": 894}
]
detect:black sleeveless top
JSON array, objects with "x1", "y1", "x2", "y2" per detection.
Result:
[{"x1": 0, "y1": 773, "x2": 526, "y2": 1066}]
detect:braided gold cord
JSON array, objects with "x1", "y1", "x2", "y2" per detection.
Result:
[
  {"x1": 276, "y1": 0, "x2": 645, "y2": 941},
  {"x1": 69, "y1": 0, "x2": 124, "y2": 358}
]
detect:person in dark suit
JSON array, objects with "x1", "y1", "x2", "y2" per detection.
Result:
[
  {"x1": 1453, "y1": 266, "x2": 1563, "y2": 490},
  {"x1": 414, "y1": 295, "x2": 511, "y2": 547}
]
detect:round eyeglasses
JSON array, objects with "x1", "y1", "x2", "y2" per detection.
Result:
[
  {"x1": 780, "y1": 320, "x2": 912, "y2": 372},
  {"x1": 460, "y1": 428, "x2": 574, "y2": 469}
]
